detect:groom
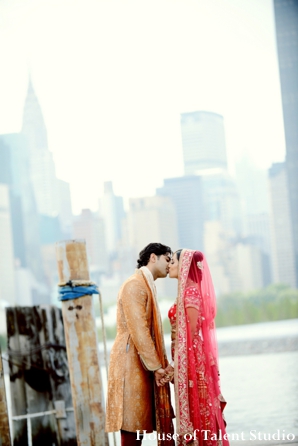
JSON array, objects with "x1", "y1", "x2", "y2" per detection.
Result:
[{"x1": 105, "y1": 243, "x2": 174, "y2": 446}]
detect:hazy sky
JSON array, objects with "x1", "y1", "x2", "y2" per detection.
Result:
[{"x1": 0, "y1": 0, "x2": 285, "y2": 213}]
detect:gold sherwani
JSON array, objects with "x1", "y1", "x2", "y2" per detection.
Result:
[{"x1": 105, "y1": 269, "x2": 163, "y2": 433}]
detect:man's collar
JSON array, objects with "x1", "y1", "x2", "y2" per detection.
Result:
[{"x1": 140, "y1": 266, "x2": 154, "y2": 281}]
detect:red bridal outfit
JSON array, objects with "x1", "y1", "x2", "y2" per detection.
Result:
[{"x1": 168, "y1": 250, "x2": 229, "y2": 446}]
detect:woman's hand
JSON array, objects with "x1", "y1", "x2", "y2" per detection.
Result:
[{"x1": 164, "y1": 364, "x2": 174, "y2": 375}]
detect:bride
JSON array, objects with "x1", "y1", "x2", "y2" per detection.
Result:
[{"x1": 162, "y1": 249, "x2": 229, "y2": 446}]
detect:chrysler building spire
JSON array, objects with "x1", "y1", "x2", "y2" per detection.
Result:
[{"x1": 21, "y1": 76, "x2": 48, "y2": 151}]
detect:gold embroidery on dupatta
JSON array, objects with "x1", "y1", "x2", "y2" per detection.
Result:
[{"x1": 174, "y1": 249, "x2": 194, "y2": 437}]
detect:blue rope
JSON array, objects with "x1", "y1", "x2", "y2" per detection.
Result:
[{"x1": 58, "y1": 284, "x2": 99, "y2": 301}]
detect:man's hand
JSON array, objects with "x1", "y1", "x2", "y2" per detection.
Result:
[
  {"x1": 154, "y1": 368, "x2": 166, "y2": 386},
  {"x1": 159, "y1": 364, "x2": 174, "y2": 385}
]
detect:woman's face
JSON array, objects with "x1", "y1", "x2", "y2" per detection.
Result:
[{"x1": 168, "y1": 252, "x2": 179, "y2": 279}]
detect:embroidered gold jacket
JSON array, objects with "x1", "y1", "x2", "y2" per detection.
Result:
[{"x1": 105, "y1": 269, "x2": 162, "y2": 433}]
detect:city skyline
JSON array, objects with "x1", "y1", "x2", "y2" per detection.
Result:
[
  {"x1": 0, "y1": 0, "x2": 286, "y2": 213},
  {"x1": 0, "y1": 77, "x2": 293, "y2": 300}
]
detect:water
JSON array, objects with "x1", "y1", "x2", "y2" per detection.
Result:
[
  {"x1": 219, "y1": 351, "x2": 298, "y2": 438},
  {"x1": 216, "y1": 319, "x2": 298, "y2": 341}
]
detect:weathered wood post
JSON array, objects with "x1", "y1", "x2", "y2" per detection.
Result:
[
  {"x1": 0, "y1": 347, "x2": 12, "y2": 446},
  {"x1": 6, "y1": 307, "x2": 60, "y2": 446},
  {"x1": 36, "y1": 305, "x2": 76, "y2": 445},
  {"x1": 55, "y1": 239, "x2": 108, "y2": 446}
]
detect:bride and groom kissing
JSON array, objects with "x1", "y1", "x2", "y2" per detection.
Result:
[{"x1": 105, "y1": 242, "x2": 228, "y2": 446}]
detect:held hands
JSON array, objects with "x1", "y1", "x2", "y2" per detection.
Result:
[
  {"x1": 154, "y1": 364, "x2": 174, "y2": 386},
  {"x1": 162, "y1": 364, "x2": 174, "y2": 385}
]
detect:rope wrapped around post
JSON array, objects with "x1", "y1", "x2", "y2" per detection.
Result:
[{"x1": 58, "y1": 280, "x2": 99, "y2": 301}]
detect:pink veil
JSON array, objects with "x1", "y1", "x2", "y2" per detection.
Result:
[{"x1": 174, "y1": 249, "x2": 228, "y2": 446}]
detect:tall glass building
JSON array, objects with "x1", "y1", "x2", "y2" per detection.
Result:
[
  {"x1": 180, "y1": 111, "x2": 227, "y2": 175},
  {"x1": 274, "y1": 0, "x2": 298, "y2": 286},
  {"x1": 157, "y1": 175, "x2": 204, "y2": 251}
]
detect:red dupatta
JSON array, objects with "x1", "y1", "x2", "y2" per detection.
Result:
[{"x1": 174, "y1": 250, "x2": 229, "y2": 446}]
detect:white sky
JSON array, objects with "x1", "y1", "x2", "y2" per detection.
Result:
[{"x1": 0, "y1": 0, "x2": 285, "y2": 213}]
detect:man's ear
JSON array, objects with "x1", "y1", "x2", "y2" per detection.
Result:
[{"x1": 149, "y1": 253, "x2": 156, "y2": 263}]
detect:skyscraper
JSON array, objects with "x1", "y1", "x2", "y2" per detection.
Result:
[
  {"x1": 0, "y1": 184, "x2": 16, "y2": 305},
  {"x1": 274, "y1": 0, "x2": 298, "y2": 286},
  {"x1": 157, "y1": 175, "x2": 204, "y2": 250},
  {"x1": 268, "y1": 162, "x2": 296, "y2": 288},
  {"x1": 21, "y1": 78, "x2": 48, "y2": 152},
  {"x1": 201, "y1": 169, "x2": 242, "y2": 236},
  {"x1": 99, "y1": 181, "x2": 125, "y2": 254},
  {"x1": 180, "y1": 111, "x2": 227, "y2": 175},
  {"x1": 0, "y1": 134, "x2": 44, "y2": 279},
  {"x1": 21, "y1": 79, "x2": 60, "y2": 216},
  {"x1": 235, "y1": 155, "x2": 272, "y2": 285}
]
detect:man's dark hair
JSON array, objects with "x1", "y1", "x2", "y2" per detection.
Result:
[{"x1": 136, "y1": 243, "x2": 172, "y2": 268}]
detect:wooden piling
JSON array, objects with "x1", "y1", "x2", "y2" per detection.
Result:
[
  {"x1": 36, "y1": 305, "x2": 76, "y2": 445},
  {"x1": 6, "y1": 305, "x2": 77, "y2": 445},
  {"x1": 6, "y1": 306, "x2": 72, "y2": 446},
  {"x1": 0, "y1": 347, "x2": 12, "y2": 446},
  {"x1": 55, "y1": 240, "x2": 108, "y2": 446}
]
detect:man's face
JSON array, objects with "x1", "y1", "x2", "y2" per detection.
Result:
[{"x1": 155, "y1": 252, "x2": 171, "y2": 278}]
